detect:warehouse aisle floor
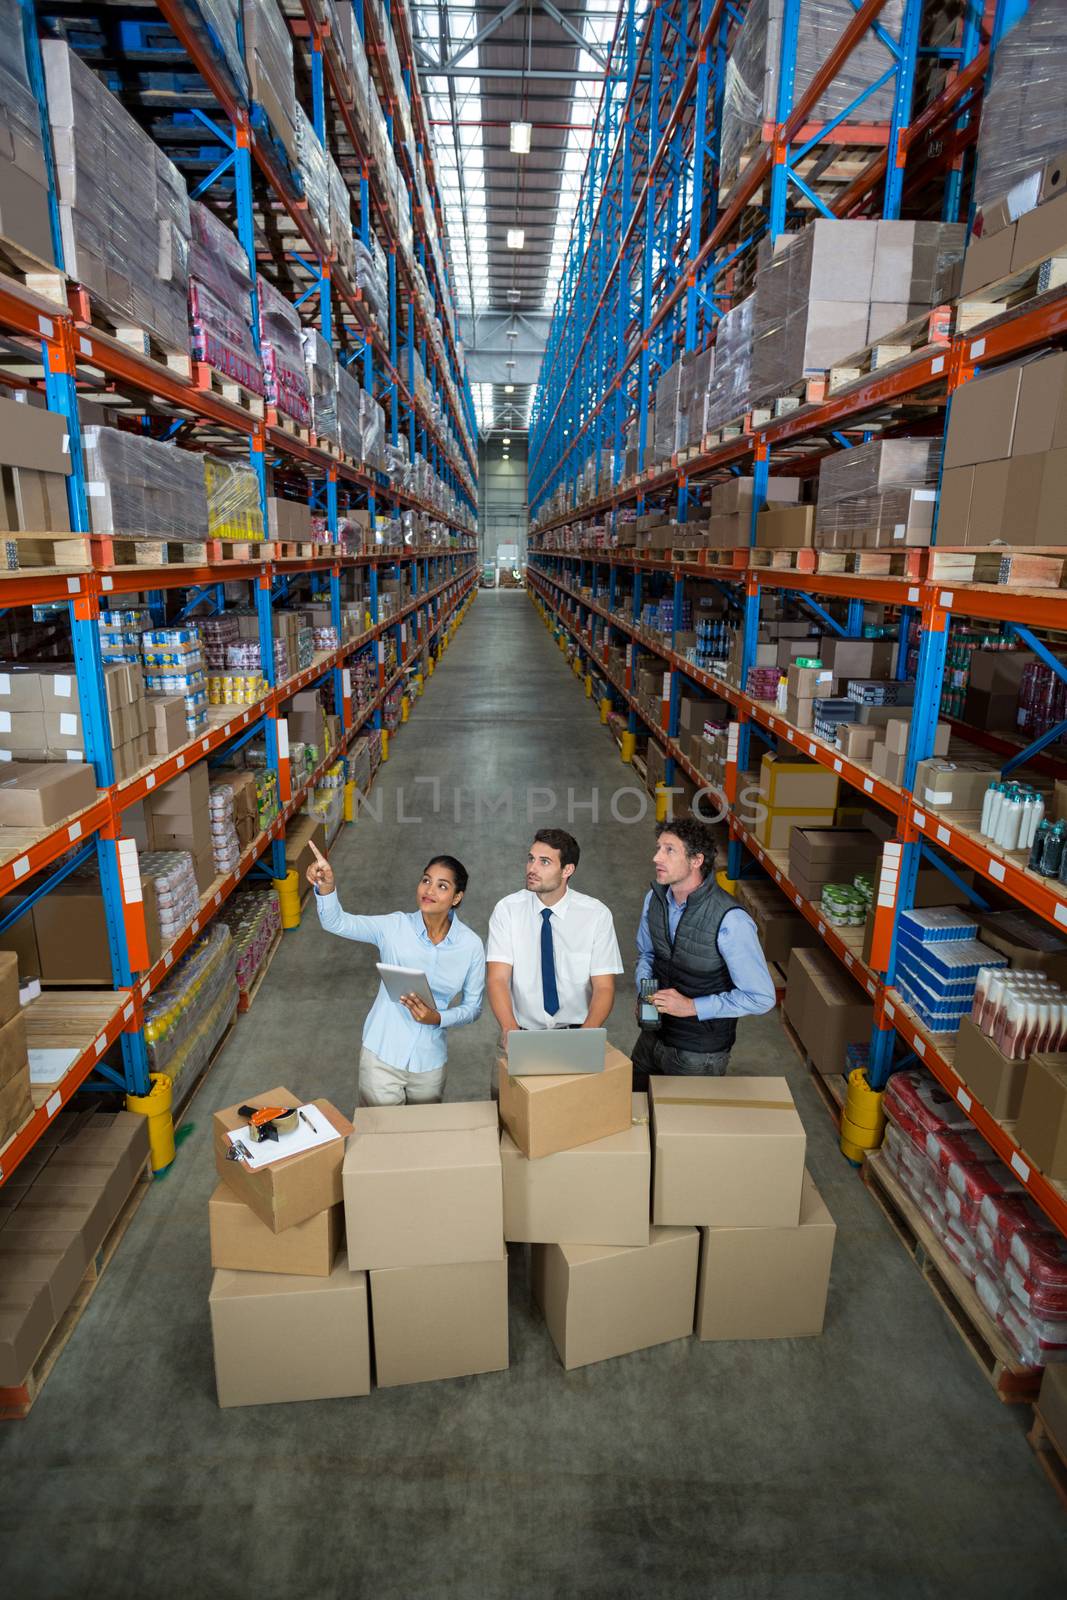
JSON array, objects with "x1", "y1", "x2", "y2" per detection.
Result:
[{"x1": 2, "y1": 590, "x2": 1065, "y2": 1599}]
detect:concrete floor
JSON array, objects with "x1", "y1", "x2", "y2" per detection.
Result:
[{"x1": 2, "y1": 590, "x2": 1066, "y2": 1599}]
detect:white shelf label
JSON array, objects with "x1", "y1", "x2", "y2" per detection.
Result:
[
  {"x1": 94, "y1": 1033, "x2": 107, "y2": 1057},
  {"x1": 988, "y1": 859, "x2": 1006, "y2": 882},
  {"x1": 1009, "y1": 1151, "x2": 1030, "y2": 1181},
  {"x1": 884, "y1": 1000, "x2": 895, "y2": 1020},
  {"x1": 844, "y1": 953, "x2": 854, "y2": 969},
  {"x1": 123, "y1": 1002, "x2": 134, "y2": 1022},
  {"x1": 176, "y1": 755, "x2": 185, "y2": 769},
  {"x1": 936, "y1": 825, "x2": 950, "y2": 845},
  {"x1": 940, "y1": 591, "x2": 954, "y2": 608},
  {"x1": 12, "y1": 857, "x2": 28, "y2": 880},
  {"x1": 863, "y1": 778, "x2": 874, "y2": 793},
  {"x1": 970, "y1": 337, "x2": 986, "y2": 360},
  {"x1": 807, "y1": 742, "x2": 816, "y2": 757},
  {"x1": 908, "y1": 587, "x2": 920, "y2": 603},
  {"x1": 914, "y1": 811, "x2": 925, "y2": 829},
  {"x1": 833, "y1": 759, "x2": 842, "y2": 773},
  {"x1": 913, "y1": 1037, "x2": 925, "y2": 1058},
  {"x1": 931, "y1": 354, "x2": 945, "y2": 374},
  {"x1": 46, "y1": 1091, "x2": 61, "y2": 1118},
  {"x1": 146, "y1": 773, "x2": 155, "y2": 789},
  {"x1": 38, "y1": 314, "x2": 54, "y2": 338},
  {"x1": 956, "y1": 1087, "x2": 972, "y2": 1112},
  {"x1": 866, "y1": 981, "x2": 876, "y2": 996}
]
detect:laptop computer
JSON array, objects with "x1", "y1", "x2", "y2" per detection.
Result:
[{"x1": 505, "y1": 1027, "x2": 607, "y2": 1076}]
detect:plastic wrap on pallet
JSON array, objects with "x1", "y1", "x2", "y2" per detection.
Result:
[
  {"x1": 0, "y1": 0, "x2": 53, "y2": 262},
  {"x1": 295, "y1": 103, "x2": 331, "y2": 246},
  {"x1": 302, "y1": 329, "x2": 340, "y2": 445},
  {"x1": 719, "y1": 0, "x2": 905, "y2": 189},
  {"x1": 654, "y1": 356, "x2": 689, "y2": 464},
  {"x1": 336, "y1": 360, "x2": 361, "y2": 459},
  {"x1": 174, "y1": 0, "x2": 248, "y2": 102},
  {"x1": 241, "y1": 0, "x2": 298, "y2": 168},
  {"x1": 359, "y1": 388, "x2": 387, "y2": 469},
  {"x1": 187, "y1": 201, "x2": 263, "y2": 394},
  {"x1": 42, "y1": 41, "x2": 192, "y2": 353},
  {"x1": 351, "y1": 235, "x2": 388, "y2": 325},
  {"x1": 143, "y1": 922, "x2": 238, "y2": 1095},
  {"x1": 219, "y1": 886, "x2": 281, "y2": 994},
  {"x1": 203, "y1": 456, "x2": 264, "y2": 540},
  {"x1": 817, "y1": 438, "x2": 942, "y2": 508},
  {"x1": 973, "y1": 0, "x2": 1067, "y2": 214},
  {"x1": 327, "y1": 152, "x2": 356, "y2": 277},
  {"x1": 81, "y1": 426, "x2": 208, "y2": 538},
  {"x1": 683, "y1": 345, "x2": 716, "y2": 447},
  {"x1": 257, "y1": 274, "x2": 311, "y2": 424},
  {"x1": 704, "y1": 293, "x2": 755, "y2": 431}
]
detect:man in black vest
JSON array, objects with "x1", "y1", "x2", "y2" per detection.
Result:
[{"x1": 631, "y1": 816, "x2": 776, "y2": 1093}]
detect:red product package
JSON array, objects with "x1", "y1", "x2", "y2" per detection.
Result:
[
  {"x1": 884, "y1": 1069, "x2": 970, "y2": 1137},
  {"x1": 1007, "y1": 1227, "x2": 1067, "y2": 1317},
  {"x1": 978, "y1": 1190, "x2": 1052, "y2": 1265}
]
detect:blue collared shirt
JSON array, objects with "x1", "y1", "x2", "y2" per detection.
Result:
[
  {"x1": 315, "y1": 889, "x2": 486, "y2": 1070},
  {"x1": 636, "y1": 889, "x2": 776, "y2": 1020}
]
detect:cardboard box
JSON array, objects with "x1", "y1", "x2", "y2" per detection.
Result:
[
  {"x1": 143, "y1": 764, "x2": 208, "y2": 818},
  {"x1": 758, "y1": 753, "x2": 839, "y2": 811},
  {"x1": 953, "y1": 1016, "x2": 1030, "y2": 1121},
  {"x1": 208, "y1": 1182, "x2": 342, "y2": 1277},
  {"x1": 0, "y1": 1278, "x2": 54, "y2": 1386},
  {"x1": 1038, "y1": 1364, "x2": 1067, "y2": 1461},
  {"x1": 756, "y1": 505, "x2": 815, "y2": 549},
  {"x1": 370, "y1": 1254, "x2": 509, "y2": 1388},
  {"x1": 943, "y1": 362, "x2": 1024, "y2": 470},
  {"x1": 787, "y1": 664, "x2": 834, "y2": 699},
  {"x1": 532, "y1": 1225, "x2": 698, "y2": 1370},
  {"x1": 871, "y1": 742, "x2": 907, "y2": 786},
  {"x1": 497, "y1": 1044, "x2": 632, "y2": 1160},
  {"x1": 837, "y1": 724, "x2": 878, "y2": 761},
  {"x1": 1015, "y1": 1054, "x2": 1067, "y2": 1181},
  {"x1": 650, "y1": 1076, "x2": 806, "y2": 1227},
  {"x1": 501, "y1": 1094, "x2": 651, "y2": 1246},
  {"x1": 695, "y1": 1169, "x2": 835, "y2": 1340},
  {"x1": 0, "y1": 762, "x2": 98, "y2": 829},
  {"x1": 913, "y1": 758, "x2": 995, "y2": 813},
  {"x1": 0, "y1": 949, "x2": 18, "y2": 1027},
  {"x1": 0, "y1": 398, "x2": 70, "y2": 475},
  {"x1": 213, "y1": 1086, "x2": 352, "y2": 1233},
  {"x1": 1012, "y1": 188, "x2": 1067, "y2": 275},
  {"x1": 783, "y1": 946, "x2": 874, "y2": 1078},
  {"x1": 735, "y1": 880, "x2": 819, "y2": 966},
  {"x1": 209, "y1": 1254, "x2": 370, "y2": 1407},
  {"x1": 977, "y1": 908, "x2": 1067, "y2": 986},
  {"x1": 146, "y1": 696, "x2": 188, "y2": 756},
  {"x1": 960, "y1": 225, "x2": 1016, "y2": 297},
  {"x1": 817, "y1": 639, "x2": 896, "y2": 679},
  {"x1": 343, "y1": 1101, "x2": 502, "y2": 1270},
  {"x1": 753, "y1": 807, "x2": 835, "y2": 852},
  {"x1": 789, "y1": 827, "x2": 878, "y2": 878},
  {"x1": 0, "y1": 1228, "x2": 88, "y2": 1323}
]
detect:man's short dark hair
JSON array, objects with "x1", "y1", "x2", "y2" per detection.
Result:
[
  {"x1": 531, "y1": 828, "x2": 580, "y2": 871},
  {"x1": 656, "y1": 817, "x2": 716, "y2": 879},
  {"x1": 423, "y1": 855, "x2": 469, "y2": 896}
]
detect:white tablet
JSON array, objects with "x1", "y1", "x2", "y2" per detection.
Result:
[{"x1": 376, "y1": 963, "x2": 436, "y2": 1007}]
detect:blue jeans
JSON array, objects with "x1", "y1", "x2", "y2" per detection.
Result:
[{"x1": 630, "y1": 1030, "x2": 731, "y2": 1095}]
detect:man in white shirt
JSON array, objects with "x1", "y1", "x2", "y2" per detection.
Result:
[{"x1": 486, "y1": 829, "x2": 623, "y2": 1049}]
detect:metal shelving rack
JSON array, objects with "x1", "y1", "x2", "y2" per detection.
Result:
[
  {"x1": 525, "y1": 0, "x2": 1067, "y2": 1241},
  {"x1": 0, "y1": 0, "x2": 479, "y2": 1186}
]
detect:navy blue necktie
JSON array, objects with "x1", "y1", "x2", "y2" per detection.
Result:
[{"x1": 541, "y1": 907, "x2": 560, "y2": 1017}]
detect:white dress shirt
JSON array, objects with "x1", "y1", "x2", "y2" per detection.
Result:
[{"x1": 486, "y1": 887, "x2": 623, "y2": 1030}]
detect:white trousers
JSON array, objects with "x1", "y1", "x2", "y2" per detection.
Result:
[{"x1": 358, "y1": 1045, "x2": 446, "y2": 1107}]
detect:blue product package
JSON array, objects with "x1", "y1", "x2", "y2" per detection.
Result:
[{"x1": 898, "y1": 906, "x2": 978, "y2": 944}]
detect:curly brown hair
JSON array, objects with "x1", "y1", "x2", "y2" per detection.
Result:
[{"x1": 655, "y1": 817, "x2": 716, "y2": 879}]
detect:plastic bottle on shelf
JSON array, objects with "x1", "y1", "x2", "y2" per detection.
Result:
[
  {"x1": 1041, "y1": 820, "x2": 1066, "y2": 879},
  {"x1": 1029, "y1": 818, "x2": 1051, "y2": 873}
]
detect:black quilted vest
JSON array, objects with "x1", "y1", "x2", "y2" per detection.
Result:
[{"x1": 647, "y1": 878, "x2": 738, "y2": 1053}]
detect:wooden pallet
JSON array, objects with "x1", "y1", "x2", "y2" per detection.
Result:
[
  {"x1": 863, "y1": 1152, "x2": 1042, "y2": 1405},
  {"x1": 750, "y1": 375, "x2": 828, "y2": 427},
  {"x1": 95, "y1": 537, "x2": 215, "y2": 568},
  {"x1": 928, "y1": 546, "x2": 1067, "y2": 589},
  {"x1": 957, "y1": 253, "x2": 1067, "y2": 336},
  {"x1": 266, "y1": 408, "x2": 313, "y2": 444},
  {"x1": 0, "y1": 1163, "x2": 152, "y2": 1420},
  {"x1": 0, "y1": 234, "x2": 66, "y2": 307},
  {"x1": 192, "y1": 360, "x2": 265, "y2": 419},
  {"x1": 701, "y1": 413, "x2": 750, "y2": 450},
  {"x1": 1027, "y1": 1409, "x2": 1067, "y2": 1513},
  {"x1": 265, "y1": 541, "x2": 318, "y2": 560},
  {"x1": 827, "y1": 306, "x2": 953, "y2": 395},
  {"x1": 237, "y1": 927, "x2": 284, "y2": 1014},
  {"x1": 68, "y1": 285, "x2": 191, "y2": 377}
]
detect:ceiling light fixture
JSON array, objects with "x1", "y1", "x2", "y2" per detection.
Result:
[
  {"x1": 503, "y1": 436, "x2": 511, "y2": 445},
  {"x1": 507, "y1": 228, "x2": 525, "y2": 250},
  {"x1": 510, "y1": 121, "x2": 532, "y2": 155},
  {"x1": 505, "y1": 384, "x2": 514, "y2": 393}
]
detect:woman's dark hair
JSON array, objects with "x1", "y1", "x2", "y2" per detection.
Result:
[
  {"x1": 422, "y1": 855, "x2": 469, "y2": 896},
  {"x1": 532, "y1": 828, "x2": 580, "y2": 870}
]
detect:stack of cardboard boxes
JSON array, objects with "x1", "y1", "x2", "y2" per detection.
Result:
[
  {"x1": 0, "y1": 1106, "x2": 149, "y2": 1387},
  {"x1": 344, "y1": 1101, "x2": 508, "y2": 1388},
  {"x1": 0, "y1": 395, "x2": 72, "y2": 549},
  {"x1": 783, "y1": 946, "x2": 875, "y2": 1079},
  {"x1": 938, "y1": 350, "x2": 1067, "y2": 549},
  {"x1": 0, "y1": 951, "x2": 30, "y2": 1149},
  {"x1": 208, "y1": 1087, "x2": 363, "y2": 1407},
  {"x1": 749, "y1": 753, "x2": 840, "y2": 851},
  {"x1": 814, "y1": 438, "x2": 941, "y2": 552},
  {"x1": 142, "y1": 766, "x2": 216, "y2": 895},
  {"x1": 0, "y1": 659, "x2": 157, "y2": 785}
]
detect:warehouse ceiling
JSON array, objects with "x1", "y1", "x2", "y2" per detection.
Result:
[{"x1": 412, "y1": 0, "x2": 618, "y2": 434}]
